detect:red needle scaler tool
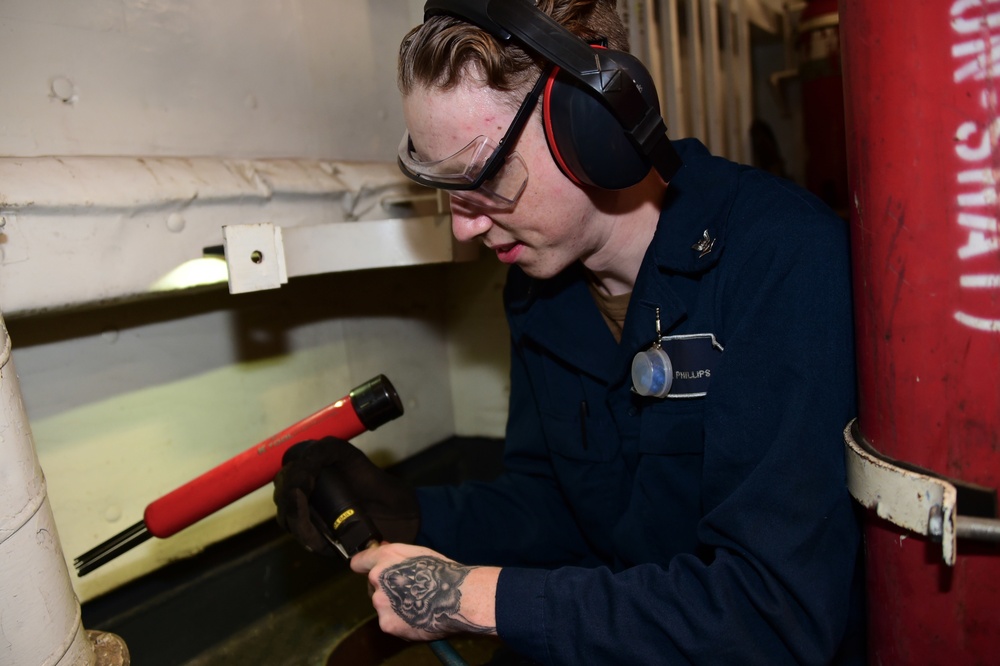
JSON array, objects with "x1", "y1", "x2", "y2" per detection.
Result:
[{"x1": 73, "y1": 374, "x2": 403, "y2": 576}]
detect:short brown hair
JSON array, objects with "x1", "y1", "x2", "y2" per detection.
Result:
[{"x1": 398, "y1": 0, "x2": 629, "y2": 101}]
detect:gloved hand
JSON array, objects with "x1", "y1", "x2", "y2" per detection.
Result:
[{"x1": 273, "y1": 437, "x2": 420, "y2": 557}]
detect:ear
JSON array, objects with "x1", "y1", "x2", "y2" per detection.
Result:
[{"x1": 542, "y1": 49, "x2": 663, "y2": 190}]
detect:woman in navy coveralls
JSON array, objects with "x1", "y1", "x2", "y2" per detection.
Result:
[{"x1": 275, "y1": 1, "x2": 866, "y2": 663}]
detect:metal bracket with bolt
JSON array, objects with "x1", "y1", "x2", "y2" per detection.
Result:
[{"x1": 844, "y1": 418, "x2": 1000, "y2": 566}]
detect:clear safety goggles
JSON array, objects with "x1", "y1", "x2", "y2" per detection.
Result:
[
  {"x1": 397, "y1": 67, "x2": 551, "y2": 209},
  {"x1": 398, "y1": 133, "x2": 528, "y2": 208}
]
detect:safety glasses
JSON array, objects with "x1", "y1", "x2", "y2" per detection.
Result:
[{"x1": 397, "y1": 67, "x2": 552, "y2": 209}]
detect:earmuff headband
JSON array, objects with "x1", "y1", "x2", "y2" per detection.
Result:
[{"x1": 423, "y1": 0, "x2": 680, "y2": 183}]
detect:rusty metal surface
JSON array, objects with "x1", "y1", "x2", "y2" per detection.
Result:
[{"x1": 89, "y1": 630, "x2": 131, "y2": 666}]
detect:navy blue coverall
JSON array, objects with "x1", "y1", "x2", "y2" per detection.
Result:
[{"x1": 417, "y1": 139, "x2": 865, "y2": 665}]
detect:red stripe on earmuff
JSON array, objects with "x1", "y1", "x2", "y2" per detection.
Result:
[
  {"x1": 543, "y1": 44, "x2": 608, "y2": 187},
  {"x1": 543, "y1": 65, "x2": 586, "y2": 187}
]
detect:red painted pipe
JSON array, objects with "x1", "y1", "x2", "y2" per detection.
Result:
[{"x1": 841, "y1": 0, "x2": 1000, "y2": 661}]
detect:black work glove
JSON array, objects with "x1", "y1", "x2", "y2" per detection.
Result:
[{"x1": 273, "y1": 436, "x2": 420, "y2": 557}]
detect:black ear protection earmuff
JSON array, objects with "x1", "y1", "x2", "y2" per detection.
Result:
[
  {"x1": 423, "y1": 0, "x2": 683, "y2": 190},
  {"x1": 543, "y1": 46, "x2": 668, "y2": 189}
]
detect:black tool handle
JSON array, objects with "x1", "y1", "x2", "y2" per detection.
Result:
[
  {"x1": 311, "y1": 465, "x2": 469, "y2": 666},
  {"x1": 310, "y1": 466, "x2": 382, "y2": 557}
]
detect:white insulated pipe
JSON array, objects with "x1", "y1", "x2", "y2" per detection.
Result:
[{"x1": 0, "y1": 317, "x2": 95, "y2": 666}]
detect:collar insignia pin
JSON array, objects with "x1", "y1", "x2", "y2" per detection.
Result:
[{"x1": 691, "y1": 230, "x2": 715, "y2": 258}]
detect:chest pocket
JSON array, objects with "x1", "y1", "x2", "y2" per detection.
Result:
[
  {"x1": 638, "y1": 399, "x2": 707, "y2": 455},
  {"x1": 540, "y1": 407, "x2": 620, "y2": 462},
  {"x1": 540, "y1": 403, "x2": 630, "y2": 555},
  {"x1": 535, "y1": 345, "x2": 621, "y2": 463},
  {"x1": 614, "y1": 398, "x2": 707, "y2": 563}
]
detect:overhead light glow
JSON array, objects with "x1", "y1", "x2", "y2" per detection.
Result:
[{"x1": 148, "y1": 257, "x2": 229, "y2": 292}]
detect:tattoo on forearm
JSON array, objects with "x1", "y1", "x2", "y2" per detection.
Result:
[{"x1": 379, "y1": 556, "x2": 495, "y2": 635}]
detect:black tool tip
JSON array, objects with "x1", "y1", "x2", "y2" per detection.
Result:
[{"x1": 73, "y1": 521, "x2": 152, "y2": 577}]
